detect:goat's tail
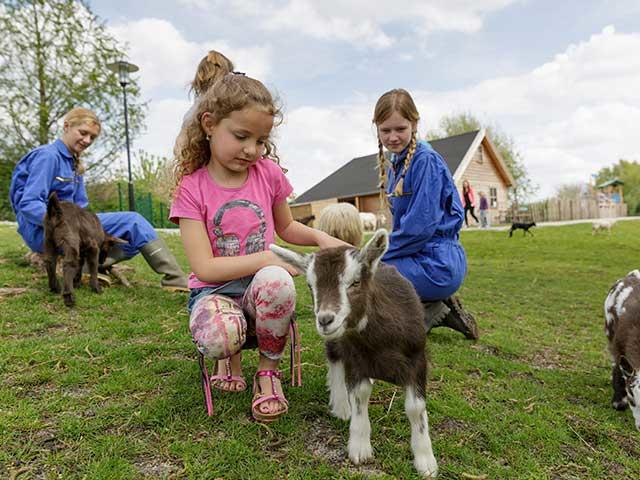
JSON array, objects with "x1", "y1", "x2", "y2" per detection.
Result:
[{"x1": 47, "y1": 191, "x2": 63, "y2": 219}]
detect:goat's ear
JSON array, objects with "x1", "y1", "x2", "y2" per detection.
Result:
[
  {"x1": 620, "y1": 356, "x2": 634, "y2": 378},
  {"x1": 270, "y1": 244, "x2": 311, "y2": 274},
  {"x1": 359, "y1": 229, "x2": 388, "y2": 272}
]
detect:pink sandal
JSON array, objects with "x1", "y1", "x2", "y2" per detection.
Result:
[
  {"x1": 252, "y1": 370, "x2": 289, "y2": 423},
  {"x1": 210, "y1": 357, "x2": 247, "y2": 392}
]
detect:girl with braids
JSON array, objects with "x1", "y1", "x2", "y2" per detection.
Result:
[
  {"x1": 373, "y1": 89, "x2": 479, "y2": 340},
  {"x1": 170, "y1": 73, "x2": 347, "y2": 422}
]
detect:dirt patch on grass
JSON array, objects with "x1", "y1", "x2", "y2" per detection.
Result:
[
  {"x1": 304, "y1": 418, "x2": 345, "y2": 465},
  {"x1": 134, "y1": 456, "x2": 182, "y2": 479},
  {"x1": 528, "y1": 347, "x2": 565, "y2": 370},
  {"x1": 434, "y1": 418, "x2": 468, "y2": 434},
  {"x1": 302, "y1": 418, "x2": 389, "y2": 477}
]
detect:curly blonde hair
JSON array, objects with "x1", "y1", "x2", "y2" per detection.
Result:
[
  {"x1": 190, "y1": 50, "x2": 234, "y2": 97},
  {"x1": 173, "y1": 73, "x2": 283, "y2": 195},
  {"x1": 372, "y1": 89, "x2": 420, "y2": 208}
]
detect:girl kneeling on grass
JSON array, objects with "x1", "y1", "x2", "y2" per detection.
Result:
[
  {"x1": 373, "y1": 88, "x2": 479, "y2": 339},
  {"x1": 170, "y1": 73, "x2": 346, "y2": 422}
]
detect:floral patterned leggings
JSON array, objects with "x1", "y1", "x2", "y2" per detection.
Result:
[{"x1": 189, "y1": 266, "x2": 296, "y2": 361}]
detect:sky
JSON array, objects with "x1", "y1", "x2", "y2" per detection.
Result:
[{"x1": 90, "y1": 0, "x2": 640, "y2": 200}]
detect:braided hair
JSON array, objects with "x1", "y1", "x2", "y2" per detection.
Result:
[{"x1": 372, "y1": 89, "x2": 420, "y2": 209}]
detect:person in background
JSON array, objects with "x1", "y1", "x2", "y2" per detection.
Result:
[
  {"x1": 479, "y1": 191, "x2": 490, "y2": 228},
  {"x1": 461, "y1": 179, "x2": 479, "y2": 227},
  {"x1": 372, "y1": 88, "x2": 479, "y2": 340},
  {"x1": 182, "y1": 50, "x2": 235, "y2": 125},
  {"x1": 9, "y1": 107, "x2": 188, "y2": 291}
]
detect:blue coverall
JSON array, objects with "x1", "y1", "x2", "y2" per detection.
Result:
[
  {"x1": 382, "y1": 140, "x2": 467, "y2": 301},
  {"x1": 9, "y1": 139, "x2": 157, "y2": 257}
]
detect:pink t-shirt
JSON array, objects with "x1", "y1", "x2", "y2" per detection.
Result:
[{"x1": 169, "y1": 158, "x2": 293, "y2": 289}]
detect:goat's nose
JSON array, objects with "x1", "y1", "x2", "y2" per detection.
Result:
[{"x1": 317, "y1": 313, "x2": 335, "y2": 328}]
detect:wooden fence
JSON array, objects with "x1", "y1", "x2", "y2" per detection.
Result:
[{"x1": 506, "y1": 199, "x2": 628, "y2": 223}]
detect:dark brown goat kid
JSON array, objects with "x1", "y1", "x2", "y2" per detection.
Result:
[
  {"x1": 271, "y1": 230, "x2": 438, "y2": 478},
  {"x1": 44, "y1": 192, "x2": 125, "y2": 307}
]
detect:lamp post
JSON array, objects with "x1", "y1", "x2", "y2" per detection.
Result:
[{"x1": 106, "y1": 60, "x2": 139, "y2": 212}]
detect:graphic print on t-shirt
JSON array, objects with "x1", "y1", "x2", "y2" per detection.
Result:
[{"x1": 211, "y1": 199, "x2": 267, "y2": 256}]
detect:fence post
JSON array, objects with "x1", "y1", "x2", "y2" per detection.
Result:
[
  {"x1": 147, "y1": 193, "x2": 154, "y2": 228},
  {"x1": 159, "y1": 203, "x2": 165, "y2": 228},
  {"x1": 117, "y1": 183, "x2": 123, "y2": 211}
]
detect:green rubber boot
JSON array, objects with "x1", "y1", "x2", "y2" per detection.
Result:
[{"x1": 140, "y1": 238, "x2": 189, "y2": 292}]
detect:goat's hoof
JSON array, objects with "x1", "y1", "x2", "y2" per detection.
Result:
[
  {"x1": 612, "y1": 398, "x2": 628, "y2": 410},
  {"x1": 63, "y1": 294, "x2": 75, "y2": 307},
  {"x1": 348, "y1": 441, "x2": 373, "y2": 465},
  {"x1": 415, "y1": 455, "x2": 438, "y2": 478},
  {"x1": 93, "y1": 285, "x2": 102, "y2": 294},
  {"x1": 50, "y1": 285, "x2": 61, "y2": 294}
]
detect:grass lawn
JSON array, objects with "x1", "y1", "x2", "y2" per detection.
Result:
[{"x1": 2, "y1": 221, "x2": 640, "y2": 479}]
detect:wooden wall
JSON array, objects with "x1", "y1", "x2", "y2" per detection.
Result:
[{"x1": 455, "y1": 142, "x2": 510, "y2": 225}]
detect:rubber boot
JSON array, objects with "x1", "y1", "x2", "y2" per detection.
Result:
[
  {"x1": 441, "y1": 295, "x2": 479, "y2": 340},
  {"x1": 140, "y1": 238, "x2": 189, "y2": 292},
  {"x1": 423, "y1": 296, "x2": 479, "y2": 340},
  {"x1": 422, "y1": 301, "x2": 450, "y2": 332}
]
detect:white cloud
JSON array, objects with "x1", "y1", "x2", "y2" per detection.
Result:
[
  {"x1": 280, "y1": 25, "x2": 640, "y2": 200},
  {"x1": 109, "y1": 18, "x2": 640, "y2": 204},
  {"x1": 108, "y1": 18, "x2": 272, "y2": 95},
  {"x1": 133, "y1": 98, "x2": 191, "y2": 159},
  {"x1": 216, "y1": 0, "x2": 518, "y2": 48}
]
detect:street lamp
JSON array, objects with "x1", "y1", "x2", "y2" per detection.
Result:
[{"x1": 106, "y1": 60, "x2": 139, "y2": 212}]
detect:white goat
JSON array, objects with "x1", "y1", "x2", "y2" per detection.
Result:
[
  {"x1": 593, "y1": 218, "x2": 616, "y2": 235},
  {"x1": 271, "y1": 230, "x2": 438, "y2": 478},
  {"x1": 359, "y1": 212, "x2": 377, "y2": 231}
]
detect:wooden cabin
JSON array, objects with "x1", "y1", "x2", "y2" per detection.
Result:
[{"x1": 290, "y1": 129, "x2": 514, "y2": 226}]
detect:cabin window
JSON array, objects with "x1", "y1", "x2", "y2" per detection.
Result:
[
  {"x1": 489, "y1": 187, "x2": 498, "y2": 208},
  {"x1": 477, "y1": 146, "x2": 483, "y2": 164}
]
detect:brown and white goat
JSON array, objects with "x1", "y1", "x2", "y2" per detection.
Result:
[
  {"x1": 604, "y1": 269, "x2": 640, "y2": 429},
  {"x1": 44, "y1": 192, "x2": 125, "y2": 307},
  {"x1": 271, "y1": 230, "x2": 438, "y2": 478}
]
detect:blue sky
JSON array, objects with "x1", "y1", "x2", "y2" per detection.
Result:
[{"x1": 91, "y1": 0, "x2": 640, "y2": 199}]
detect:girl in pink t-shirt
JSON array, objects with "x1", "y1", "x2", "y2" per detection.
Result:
[{"x1": 170, "y1": 73, "x2": 345, "y2": 423}]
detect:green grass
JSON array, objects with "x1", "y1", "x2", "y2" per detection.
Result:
[{"x1": 2, "y1": 222, "x2": 640, "y2": 479}]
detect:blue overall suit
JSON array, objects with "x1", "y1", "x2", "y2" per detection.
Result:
[
  {"x1": 382, "y1": 140, "x2": 467, "y2": 301},
  {"x1": 9, "y1": 139, "x2": 157, "y2": 257}
]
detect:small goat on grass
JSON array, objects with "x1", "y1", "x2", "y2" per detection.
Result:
[
  {"x1": 44, "y1": 192, "x2": 125, "y2": 307},
  {"x1": 593, "y1": 218, "x2": 616, "y2": 235},
  {"x1": 604, "y1": 269, "x2": 640, "y2": 429},
  {"x1": 271, "y1": 229, "x2": 438, "y2": 478}
]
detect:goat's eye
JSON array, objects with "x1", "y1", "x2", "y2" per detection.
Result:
[{"x1": 349, "y1": 280, "x2": 361, "y2": 289}]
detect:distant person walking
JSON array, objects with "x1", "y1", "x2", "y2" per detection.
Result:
[
  {"x1": 461, "y1": 180, "x2": 479, "y2": 227},
  {"x1": 479, "y1": 191, "x2": 489, "y2": 228}
]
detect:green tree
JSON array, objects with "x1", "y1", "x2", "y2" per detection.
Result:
[
  {"x1": 554, "y1": 182, "x2": 586, "y2": 201},
  {"x1": 0, "y1": 0, "x2": 146, "y2": 178},
  {"x1": 596, "y1": 159, "x2": 640, "y2": 215},
  {"x1": 427, "y1": 112, "x2": 536, "y2": 205}
]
